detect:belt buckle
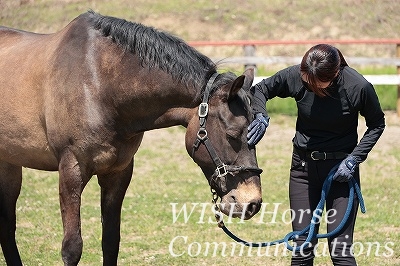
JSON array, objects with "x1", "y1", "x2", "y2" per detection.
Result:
[{"x1": 311, "y1": 151, "x2": 326, "y2": 160}]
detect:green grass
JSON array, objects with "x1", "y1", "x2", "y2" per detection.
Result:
[
  {"x1": 1, "y1": 119, "x2": 399, "y2": 265},
  {"x1": 0, "y1": 1, "x2": 399, "y2": 264}
]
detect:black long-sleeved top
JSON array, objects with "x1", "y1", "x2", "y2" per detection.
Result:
[{"x1": 251, "y1": 65, "x2": 385, "y2": 162}]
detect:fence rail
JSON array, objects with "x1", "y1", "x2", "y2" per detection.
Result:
[
  {"x1": 188, "y1": 39, "x2": 400, "y2": 47},
  {"x1": 214, "y1": 56, "x2": 400, "y2": 67},
  {"x1": 253, "y1": 75, "x2": 400, "y2": 86}
]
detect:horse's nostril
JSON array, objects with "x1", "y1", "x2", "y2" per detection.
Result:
[
  {"x1": 230, "y1": 195, "x2": 236, "y2": 202},
  {"x1": 245, "y1": 200, "x2": 261, "y2": 217}
]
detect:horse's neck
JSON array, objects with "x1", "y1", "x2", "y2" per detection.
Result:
[
  {"x1": 62, "y1": 16, "x2": 207, "y2": 134},
  {"x1": 91, "y1": 38, "x2": 205, "y2": 134},
  {"x1": 111, "y1": 67, "x2": 201, "y2": 134}
]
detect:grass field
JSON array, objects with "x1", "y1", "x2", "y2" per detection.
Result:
[
  {"x1": 0, "y1": 1, "x2": 399, "y2": 265},
  {"x1": 1, "y1": 113, "x2": 399, "y2": 265}
]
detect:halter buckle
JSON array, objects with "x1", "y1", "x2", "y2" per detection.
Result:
[{"x1": 198, "y1": 103, "x2": 209, "y2": 117}]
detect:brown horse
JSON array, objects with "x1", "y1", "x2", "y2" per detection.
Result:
[{"x1": 0, "y1": 11, "x2": 262, "y2": 265}]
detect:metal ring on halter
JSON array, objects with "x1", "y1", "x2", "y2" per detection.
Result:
[{"x1": 196, "y1": 128, "x2": 208, "y2": 140}]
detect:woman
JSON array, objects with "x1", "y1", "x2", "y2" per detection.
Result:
[{"x1": 247, "y1": 44, "x2": 385, "y2": 265}]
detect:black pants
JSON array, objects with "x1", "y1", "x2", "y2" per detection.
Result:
[{"x1": 289, "y1": 148, "x2": 359, "y2": 266}]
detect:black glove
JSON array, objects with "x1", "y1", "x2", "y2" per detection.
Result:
[
  {"x1": 247, "y1": 113, "x2": 269, "y2": 146},
  {"x1": 333, "y1": 155, "x2": 359, "y2": 182}
]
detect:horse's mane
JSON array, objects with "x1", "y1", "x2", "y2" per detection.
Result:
[{"x1": 88, "y1": 11, "x2": 217, "y2": 89}]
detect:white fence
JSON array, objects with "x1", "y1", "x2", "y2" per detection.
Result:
[
  {"x1": 216, "y1": 56, "x2": 400, "y2": 67},
  {"x1": 211, "y1": 56, "x2": 400, "y2": 85},
  {"x1": 253, "y1": 75, "x2": 400, "y2": 86}
]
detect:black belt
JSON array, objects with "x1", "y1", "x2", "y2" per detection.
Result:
[{"x1": 293, "y1": 146, "x2": 348, "y2": 161}]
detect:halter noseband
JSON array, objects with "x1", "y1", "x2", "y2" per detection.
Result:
[{"x1": 192, "y1": 73, "x2": 263, "y2": 193}]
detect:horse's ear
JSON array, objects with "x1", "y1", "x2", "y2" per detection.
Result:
[
  {"x1": 229, "y1": 68, "x2": 255, "y2": 100},
  {"x1": 241, "y1": 68, "x2": 255, "y2": 92}
]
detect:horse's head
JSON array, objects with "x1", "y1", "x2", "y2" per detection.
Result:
[{"x1": 186, "y1": 68, "x2": 262, "y2": 220}]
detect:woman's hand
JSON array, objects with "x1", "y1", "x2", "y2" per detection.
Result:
[
  {"x1": 247, "y1": 113, "x2": 269, "y2": 146},
  {"x1": 333, "y1": 155, "x2": 359, "y2": 182}
]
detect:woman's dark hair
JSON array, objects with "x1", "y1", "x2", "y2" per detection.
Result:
[{"x1": 300, "y1": 44, "x2": 348, "y2": 97}]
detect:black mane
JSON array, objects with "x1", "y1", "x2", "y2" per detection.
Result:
[{"x1": 88, "y1": 11, "x2": 217, "y2": 89}]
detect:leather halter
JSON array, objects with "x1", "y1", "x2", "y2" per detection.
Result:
[{"x1": 192, "y1": 73, "x2": 263, "y2": 193}]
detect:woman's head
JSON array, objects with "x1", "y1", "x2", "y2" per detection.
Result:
[{"x1": 300, "y1": 44, "x2": 348, "y2": 97}]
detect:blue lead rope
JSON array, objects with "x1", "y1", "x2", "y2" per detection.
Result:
[{"x1": 219, "y1": 164, "x2": 366, "y2": 251}]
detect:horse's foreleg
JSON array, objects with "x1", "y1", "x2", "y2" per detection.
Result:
[
  {"x1": 0, "y1": 161, "x2": 22, "y2": 266},
  {"x1": 97, "y1": 159, "x2": 133, "y2": 266},
  {"x1": 58, "y1": 149, "x2": 90, "y2": 266}
]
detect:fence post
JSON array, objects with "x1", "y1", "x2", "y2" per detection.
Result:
[
  {"x1": 243, "y1": 45, "x2": 257, "y2": 76},
  {"x1": 397, "y1": 43, "x2": 400, "y2": 117}
]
